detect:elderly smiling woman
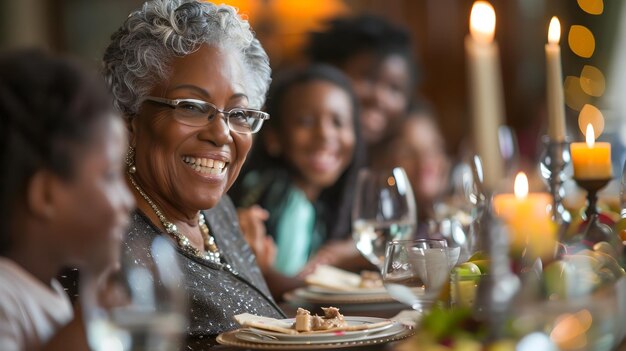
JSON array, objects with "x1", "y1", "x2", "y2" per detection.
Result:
[{"x1": 102, "y1": 0, "x2": 282, "y2": 336}]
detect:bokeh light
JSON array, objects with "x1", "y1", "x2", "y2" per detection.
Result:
[
  {"x1": 549, "y1": 310, "x2": 592, "y2": 350},
  {"x1": 578, "y1": 104, "x2": 605, "y2": 138},
  {"x1": 577, "y1": 0, "x2": 604, "y2": 15},
  {"x1": 579, "y1": 65, "x2": 605, "y2": 97},
  {"x1": 568, "y1": 25, "x2": 596, "y2": 58},
  {"x1": 564, "y1": 76, "x2": 593, "y2": 111}
]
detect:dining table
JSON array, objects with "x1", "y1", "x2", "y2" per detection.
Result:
[{"x1": 181, "y1": 286, "x2": 626, "y2": 351}]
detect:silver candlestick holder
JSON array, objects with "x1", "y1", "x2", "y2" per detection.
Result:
[
  {"x1": 539, "y1": 136, "x2": 572, "y2": 242},
  {"x1": 473, "y1": 196, "x2": 520, "y2": 342}
]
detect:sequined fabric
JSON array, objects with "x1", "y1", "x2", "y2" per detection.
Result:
[{"x1": 124, "y1": 195, "x2": 285, "y2": 336}]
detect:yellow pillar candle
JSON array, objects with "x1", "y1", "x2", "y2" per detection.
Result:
[
  {"x1": 493, "y1": 173, "x2": 556, "y2": 258},
  {"x1": 465, "y1": 1, "x2": 505, "y2": 192},
  {"x1": 571, "y1": 124, "x2": 612, "y2": 179},
  {"x1": 545, "y1": 17, "x2": 566, "y2": 142}
]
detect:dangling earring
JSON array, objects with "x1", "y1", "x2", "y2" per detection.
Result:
[{"x1": 125, "y1": 146, "x2": 137, "y2": 174}]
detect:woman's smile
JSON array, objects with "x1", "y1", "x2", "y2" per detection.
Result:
[
  {"x1": 307, "y1": 148, "x2": 342, "y2": 174},
  {"x1": 182, "y1": 155, "x2": 229, "y2": 176}
]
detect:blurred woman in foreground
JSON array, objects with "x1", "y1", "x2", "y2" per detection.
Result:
[{"x1": 0, "y1": 49, "x2": 133, "y2": 351}]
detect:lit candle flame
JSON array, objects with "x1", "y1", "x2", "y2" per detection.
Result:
[
  {"x1": 470, "y1": 1, "x2": 496, "y2": 44},
  {"x1": 514, "y1": 172, "x2": 528, "y2": 199},
  {"x1": 586, "y1": 123, "x2": 595, "y2": 147},
  {"x1": 548, "y1": 16, "x2": 561, "y2": 44}
]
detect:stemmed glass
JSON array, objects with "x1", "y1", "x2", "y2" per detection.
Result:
[
  {"x1": 381, "y1": 239, "x2": 450, "y2": 313},
  {"x1": 352, "y1": 167, "x2": 417, "y2": 270},
  {"x1": 81, "y1": 236, "x2": 187, "y2": 351}
]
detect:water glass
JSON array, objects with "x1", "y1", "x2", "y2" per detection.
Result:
[
  {"x1": 382, "y1": 239, "x2": 450, "y2": 312},
  {"x1": 82, "y1": 236, "x2": 187, "y2": 351}
]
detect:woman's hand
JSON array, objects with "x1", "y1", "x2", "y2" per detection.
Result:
[{"x1": 237, "y1": 206, "x2": 276, "y2": 272}]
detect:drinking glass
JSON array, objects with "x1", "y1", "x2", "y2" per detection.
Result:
[
  {"x1": 82, "y1": 236, "x2": 187, "y2": 351},
  {"x1": 352, "y1": 167, "x2": 417, "y2": 269},
  {"x1": 382, "y1": 239, "x2": 450, "y2": 313}
]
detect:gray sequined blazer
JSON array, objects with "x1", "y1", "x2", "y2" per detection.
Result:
[{"x1": 124, "y1": 195, "x2": 285, "y2": 336}]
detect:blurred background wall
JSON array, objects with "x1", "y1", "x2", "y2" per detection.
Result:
[{"x1": 0, "y1": 0, "x2": 623, "y2": 169}]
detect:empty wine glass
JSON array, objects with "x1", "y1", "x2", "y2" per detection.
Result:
[
  {"x1": 382, "y1": 239, "x2": 450, "y2": 313},
  {"x1": 352, "y1": 167, "x2": 417, "y2": 269},
  {"x1": 82, "y1": 236, "x2": 187, "y2": 351}
]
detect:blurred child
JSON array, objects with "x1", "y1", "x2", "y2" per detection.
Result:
[
  {"x1": 0, "y1": 50, "x2": 134, "y2": 351},
  {"x1": 306, "y1": 15, "x2": 417, "y2": 166},
  {"x1": 373, "y1": 103, "x2": 450, "y2": 235},
  {"x1": 231, "y1": 64, "x2": 366, "y2": 299}
]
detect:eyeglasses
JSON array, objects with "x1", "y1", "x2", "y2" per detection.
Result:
[{"x1": 143, "y1": 96, "x2": 269, "y2": 134}]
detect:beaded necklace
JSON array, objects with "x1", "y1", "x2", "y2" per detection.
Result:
[{"x1": 128, "y1": 173, "x2": 222, "y2": 265}]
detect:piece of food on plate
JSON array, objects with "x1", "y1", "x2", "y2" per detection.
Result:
[{"x1": 294, "y1": 307, "x2": 348, "y2": 332}]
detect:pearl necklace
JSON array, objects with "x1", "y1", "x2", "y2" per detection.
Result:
[{"x1": 128, "y1": 173, "x2": 222, "y2": 265}]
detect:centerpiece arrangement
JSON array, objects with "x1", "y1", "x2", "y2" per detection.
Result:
[{"x1": 392, "y1": 1, "x2": 626, "y2": 350}]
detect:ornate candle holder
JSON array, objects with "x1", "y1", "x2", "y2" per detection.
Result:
[
  {"x1": 575, "y1": 178, "x2": 611, "y2": 218},
  {"x1": 473, "y1": 197, "x2": 520, "y2": 342},
  {"x1": 539, "y1": 136, "x2": 571, "y2": 241},
  {"x1": 574, "y1": 177, "x2": 614, "y2": 246}
]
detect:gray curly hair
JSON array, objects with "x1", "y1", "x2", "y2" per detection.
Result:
[{"x1": 103, "y1": 0, "x2": 271, "y2": 116}]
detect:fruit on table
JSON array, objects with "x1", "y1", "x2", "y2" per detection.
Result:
[
  {"x1": 470, "y1": 260, "x2": 489, "y2": 274},
  {"x1": 468, "y1": 251, "x2": 487, "y2": 262},
  {"x1": 456, "y1": 262, "x2": 481, "y2": 276},
  {"x1": 466, "y1": 251, "x2": 489, "y2": 274},
  {"x1": 451, "y1": 264, "x2": 481, "y2": 308}
]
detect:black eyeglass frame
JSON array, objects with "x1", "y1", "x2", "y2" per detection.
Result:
[{"x1": 143, "y1": 96, "x2": 269, "y2": 134}]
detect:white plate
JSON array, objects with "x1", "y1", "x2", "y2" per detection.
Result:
[
  {"x1": 286, "y1": 288, "x2": 396, "y2": 304},
  {"x1": 234, "y1": 318, "x2": 406, "y2": 345},
  {"x1": 307, "y1": 285, "x2": 388, "y2": 296}
]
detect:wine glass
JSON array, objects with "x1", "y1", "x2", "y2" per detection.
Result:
[
  {"x1": 352, "y1": 167, "x2": 417, "y2": 269},
  {"x1": 382, "y1": 239, "x2": 450, "y2": 312},
  {"x1": 82, "y1": 236, "x2": 187, "y2": 351}
]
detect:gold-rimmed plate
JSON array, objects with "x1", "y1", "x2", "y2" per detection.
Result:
[{"x1": 217, "y1": 321, "x2": 412, "y2": 349}]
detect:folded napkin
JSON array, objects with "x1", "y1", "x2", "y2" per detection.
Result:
[
  {"x1": 304, "y1": 265, "x2": 362, "y2": 291},
  {"x1": 234, "y1": 313, "x2": 298, "y2": 334}
]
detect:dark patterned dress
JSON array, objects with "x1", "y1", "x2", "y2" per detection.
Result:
[{"x1": 123, "y1": 195, "x2": 285, "y2": 337}]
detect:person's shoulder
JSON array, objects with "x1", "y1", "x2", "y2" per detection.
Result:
[{"x1": 123, "y1": 210, "x2": 161, "y2": 256}]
